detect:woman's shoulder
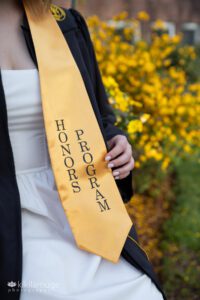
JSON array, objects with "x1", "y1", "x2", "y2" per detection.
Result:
[
  {"x1": 69, "y1": 8, "x2": 92, "y2": 43},
  {"x1": 64, "y1": 6, "x2": 88, "y2": 27}
]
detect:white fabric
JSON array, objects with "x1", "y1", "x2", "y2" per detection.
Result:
[{"x1": 1, "y1": 69, "x2": 164, "y2": 300}]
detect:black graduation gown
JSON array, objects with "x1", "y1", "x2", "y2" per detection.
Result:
[{"x1": 0, "y1": 5, "x2": 167, "y2": 300}]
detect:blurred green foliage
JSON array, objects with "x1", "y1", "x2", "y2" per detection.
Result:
[{"x1": 161, "y1": 159, "x2": 200, "y2": 300}]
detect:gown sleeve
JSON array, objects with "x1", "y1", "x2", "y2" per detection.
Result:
[
  {"x1": 68, "y1": 8, "x2": 134, "y2": 202},
  {"x1": 68, "y1": 8, "x2": 129, "y2": 141}
]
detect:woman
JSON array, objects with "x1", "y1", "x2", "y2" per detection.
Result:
[{"x1": 0, "y1": 0, "x2": 166, "y2": 299}]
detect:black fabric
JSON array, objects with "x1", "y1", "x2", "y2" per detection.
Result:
[
  {"x1": 122, "y1": 225, "x2": 167, "y2": 300},
  {"x1": 0, "y1": 74, "x2": 22, "y2": 299},
  {"x1": 0, "y1": 5, "x2": 167, "y2": 300}
]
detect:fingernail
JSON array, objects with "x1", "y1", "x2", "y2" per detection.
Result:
[
  {"x1": 105, "y1": 156, "x2": 111, "y2": 161},
  {"x1": 113, "y1": 171, "x2": 120, "y2": 176},
  {"x1": 115, "y1": 176, "x2": 120, "y2": 180},
  {"x1": 108, "y1": 163, "x2": 114, "y2": 168}
]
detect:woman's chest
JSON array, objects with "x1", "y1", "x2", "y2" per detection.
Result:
[{"x1": 0, "y1": 20, "x2": 36, "y2": 70}]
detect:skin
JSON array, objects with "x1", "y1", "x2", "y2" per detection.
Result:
[
  {"x1": 0, "y1": 0, "x2": 135, "y2": 180},
  {"x1": 106, "y1": 135, "x2": 134, "y2": 180},
  {"x1": 0, "y1": 0, "x2": 36, "y2": 69}
]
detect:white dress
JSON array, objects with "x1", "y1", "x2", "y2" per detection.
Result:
[{"x1": 1, "y1": 68, "x2": 164, "y2": 300}]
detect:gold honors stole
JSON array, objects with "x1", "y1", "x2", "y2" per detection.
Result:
[{"x1": 23, "y1": 2, "x2": 133, "y2": 263}]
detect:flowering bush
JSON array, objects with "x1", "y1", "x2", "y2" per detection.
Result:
[{"x1": 87, "y1": 12, "x2": 200, "y2": 171}]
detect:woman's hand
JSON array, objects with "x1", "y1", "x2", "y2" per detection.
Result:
[{"x1": 105, "y1": 135, "x2": 135, "y2": 180}]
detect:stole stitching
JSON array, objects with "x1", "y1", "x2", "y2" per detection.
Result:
[{"x1": 127, "y1": 235, "x2": 150, "y2": 261}]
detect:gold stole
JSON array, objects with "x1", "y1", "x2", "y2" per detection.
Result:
[{"x1": 23, "y1": 2, "x2": 133, "y2": 263}]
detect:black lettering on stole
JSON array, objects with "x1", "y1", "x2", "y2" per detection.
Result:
[
  {"x1": 55, "y1": 119, "x2": 81, "y2": 193},
  {"x1": 75, "y1": 129, "x2": 111, "y2": 212}
]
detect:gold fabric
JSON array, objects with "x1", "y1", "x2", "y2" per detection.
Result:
[{"x1": 23, "y1": 2, "x2": 133, "y2": 263}]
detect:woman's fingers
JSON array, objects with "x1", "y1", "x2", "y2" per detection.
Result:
[
  {"x1": 105, "y1": 135, "x2": 127, "y2": 161},
  {"x1": 112, "y1": 156, "x2": 135, "y2": 179}
]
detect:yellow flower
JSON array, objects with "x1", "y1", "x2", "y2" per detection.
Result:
[
  {"x1": 134, "y1": 161, "x2": 141, "y2": 168},
  {"x1": 128, "y1": 120, "x2": 143, "y2": 134},
  {"x1": 152, "y1": 19, "x2": 167, "y2": 30},
  {"x1": 106, "y1": 64, "x2": 116, "y2": 75},
  {"x1": 172, "y1": 35, "x2": 182, "y2": 44},
  {"x1": 183, "y1": 144, "x2": 191, "y2": 153},
  {"x1": 155, "y1": 152, "x2": 163, "y2": 161},
  {"x1": 161, "y1": 157, "x2": 171, "y2": 170},
  {"x1": 140, "y1": 114, "x2": 150, "y2": 123},
  {"x1": 113, "y1": 11, "x2": 128, "y2": 21},
  {"x1": 137, "y1": 11, "x2": 150, "y2": 22},
  {"x1": 177, "y1": 106, "x2": 185, "y2": 115},
  {"x1": 169, "y1": 135, "x2": 177, "y2": 142}
]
